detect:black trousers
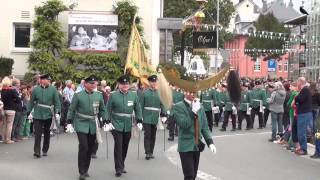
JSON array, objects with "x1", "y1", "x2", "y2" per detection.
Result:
[
  {"x1": 214, "y1": 108, "x2": 223, "y2": 126},
  {"x1": 168, "y1": 116, "x2": 178, "y2": 138},
  {"x1": 92, "y1": 141, "x2": 99, "y2": 155},
  {"x1": 222, "y1": 111, "x2": 236, "y2": 129},
  {"x1": 238, "y1": 110, "x2": 251, "y2": 129},
  {"x1": 61, "y1": 101, "x2": 70, "y2": 129},
  {"x1": 250, "y1": 107, "x2": 264, "y2": 128},
  {"x1": 292, "y1": 118, "x2": 298, "y2": 143},
  {"x1": 33, "y1": 119, "x2": 52, "y2": 155},
  {"x1": 263, "y1": 108, "x2": 270, "y2": 127},
  {"x1": 77, "y1": 132, "x2": 96, "y2": 175},
  {"x1": 143, "y1": 123, "x2": 157, "y2": 155},
  {"x1": 179, "y1": 151, "x2": 200, "y2": 180},
  {"x1": 112, "y1": 130, "x2": 131, "y2": 172},
  {"x1": 205, "y1": 111, "x2": 213, "y2": 132}
]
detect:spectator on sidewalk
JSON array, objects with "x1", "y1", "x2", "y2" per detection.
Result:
[
  {"x1": 268, "y1": 82, "x2": 286, "y2": 142},
  {"x1": 295, "y1": 77, "x2": 313, "y2": 155},
  {"x1": 20, "y1": 85, "x2": 31, "y2": 139},
  {"x1": 11, "y1": 78, "x2": 24, "y2": 142},
  {"x1": 1, "y1": 77, "x2": 20, "y2": 144}
]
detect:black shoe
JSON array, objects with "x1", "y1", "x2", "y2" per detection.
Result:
[
  {"x1": 220, "y1": 128, "x2": 226, "y2": 132},
  {"x1": 150, "y1": 154, "x2": 155, "y2": 159},
  {"x1": 115, "y1": 171, "x2": 122, "y2": 177},
  {"x1": 257, "y1": 127, "x2": 263, "y2": 129},
  {"x1": 91, "y1": 154, "x2": 97, "y2": 159},
  {"x1": 145, "y1": 154, "x2": 151, "y2": 160},
  {"x1": 213, "y1": 124, "x2": 218, "y2": 127},
  {"x1": 168, "y1": 137, "x2": 174, "y2": 141},
  {"x1": 84, "y1": 172, "x2": 90, "y2": 177},
  {"x1": 33, "y1": 153, "x2": 41, "y2": 158},
  {"x1": 268, "y1": 138, "x2": 276, "y2": 142},
  {"x1": 310, "y1": 154, "x2": 320, "y2": 159},
  {"x1": 42, "y1": 152, "x2": 47, "y2": 157},
  {"x1": 122, "y1": 169, "x2": 127, "y2": 173},
  {"x1": 231, "y1": 128, "x2": 236, "y2": 132},
  {"x1": 245, "y1": 127, "x2": 251, "y2": 130},
  {"x1": 79, "y1": 174, "x2": 86, "y2": 180},
  {"x1": 237, "y1": 127, "x2": 242, "y2": 130}
]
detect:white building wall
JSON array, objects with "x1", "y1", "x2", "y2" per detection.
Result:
[{"x1": 0, "y1": 0, "x2": 160, "y2": 78}]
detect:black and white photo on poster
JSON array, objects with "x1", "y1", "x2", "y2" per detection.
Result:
[{"x1": 68, "y1": 12, "x2": 118, "y2": 52}]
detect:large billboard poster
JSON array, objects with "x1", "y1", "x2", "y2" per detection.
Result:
[{"x1": 68, "y1": 12, "x2": 118, "y2": 52}]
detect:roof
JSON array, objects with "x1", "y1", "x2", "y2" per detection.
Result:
[
  {"x1": 235, "y1": 0, "x2": 261, "y2": 13},
  {"x1": 284, "y1": 15, "x2": 307, "y2": 25},
  {"x1": 235, "y1": 13, "x2": 260, "y2": 23},
  {"x1": 262, "y1": 1, "x2": 301, "y2": 22}
]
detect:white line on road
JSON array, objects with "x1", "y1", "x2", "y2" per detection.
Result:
[{"x1": 213, "y1": 132, "x2": 271, "y2": 138}]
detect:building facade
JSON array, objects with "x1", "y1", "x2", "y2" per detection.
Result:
[
  {"x1": 225, "y1": 0, "x2": 300, "y2": 79},
  {"x1": 0, "y1": 0, "x2": 162, "y2": 78},
  {"x1": 305, "y1": 0, "x2": 320, "y2": 81}
]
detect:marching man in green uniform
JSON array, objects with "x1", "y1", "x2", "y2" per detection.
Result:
[
  {"x1": 172, "y1": 90, "x2": 216, "y2": 180},
  {"x1": 66, "y1": 75, "x2": 107, "y2": 180},
  {"x1": 219, "y1": 83, "x2": 237, "y2": 131},
  {"x1": 168, "y1": 86, "x2": 184, "y2": 141},
  {"x1": 28, "y1": 74, "x2": 61, "y2": 158},
  {"x1": 238, "y1": 83, "x2": 251, "y2": 130},
  {"x1": 104, "y1": 75, "x2": 143, "y2": 177},
  {"x1": 140, "y1": 75, "x2": 166, "y2": 160},
  {"x1": 200, "y1": 88, "x2": 215, "y2": 132},
  {"x1": 249, "y1": 81, "x2": 267, "y2": 129}
]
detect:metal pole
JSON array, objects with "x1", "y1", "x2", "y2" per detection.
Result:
[
  {"x1": 106, "y1": 132, "x2": 109, "y2": 159},
  {"x1": 165, "y1": 29, "x2": 168, "y2": 63},
  {"x1": 215, "y1": 0, "x2": 220, "y2": 73}
]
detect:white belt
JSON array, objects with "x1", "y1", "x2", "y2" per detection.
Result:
[
  {"x1": 144, "y1": 107, "x2": 161, "y2": 112},
  {"x1": 37, "y1": 103, "x2": 53, "y2": 109},
  {"x1": 113, "y1": 112, "x2": 132, "y2": 118},
  {"x1": 173, "y1": 101, "x2": 183, "y2": 106},
  {"x1": 202, "y1": 100, "x2": 213, "y2": 103},
  {"x1": 77, "y1": 112, "x2": 95, "y2": 120}
]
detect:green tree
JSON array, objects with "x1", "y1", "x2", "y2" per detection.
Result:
[
  {"x1": 245, "y1": 13, "x2": 290, "y2": 60},
  {"x1": 28, "y1": 0, "x2": 146, "y2": 85}
]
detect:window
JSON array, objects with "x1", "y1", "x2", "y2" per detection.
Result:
[
  {"x1": 284, "y1": 61, "x2": 288, "y2": 72},
  {"x1": 13, "y1": 23, "x2": 31, "y2": 48},
  {"x1": 254, "y1": 58, "x2": 261, "y2": 71},
  {"x1": 278, "y1": 63, "x2": 282, "y2": 72}
]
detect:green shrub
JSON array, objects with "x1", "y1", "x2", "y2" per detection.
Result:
[{"x1": 0, "y1": 57, "x2": 14, "y2": 77}]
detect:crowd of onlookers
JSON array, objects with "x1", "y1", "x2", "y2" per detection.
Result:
[
  {"x1": 247, "y1": 77, "x2": 320, "y2": 158},
  {"x1": 1, "y1": 74, "x2": 320, "y2": 159}
]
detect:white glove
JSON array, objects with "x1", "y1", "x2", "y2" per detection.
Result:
[
  {"x1": 209, "y1": 144, "x2": 217, "y2": 154},
  {"x1": 66, "y1": 124, "x2": 75, "y2": 133},
  {"x1": 192, "y1": 98, "x2": 201, "y2": 114},
  {"x1": 103, "y1": 123, "x2": 115, "y2": 132},
  {"x1": 161, "y1": 117, "x2": 167, "y2": 123},
  {"x1": 137, "y1": 123, "x2": 143, "y2": 131},
  {"x1": 28, "y1": 113, "x2": 33, "y2": 120},
  {"x1": 232, "y1": 106, "x2": 236, "y2": 111},
  {"x1": 263, "y1": 106, "x2": 266, "y2": 110},
  {"x1": 222, "y1": 107, "x2": 225, "y2": 112},
  {"x1": 55, "y1": 114, "x2": 60, "y2": 120},
  {"x1": 167, "y1": 110, "x2": 170, "y2": 115}
]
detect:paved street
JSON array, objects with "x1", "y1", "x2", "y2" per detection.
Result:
[{"x1": 1, "y1": 124, "x2": 320, "y2": 180}]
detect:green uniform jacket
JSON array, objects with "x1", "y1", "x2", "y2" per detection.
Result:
[
  {"x1": 169, "y1": 90, "x2": 185, "y2": 116},
  {"x1": 67, "y1": 90, "x2": 106, "y2": 134},
  {"x1": 172, "y1": 101, "x2": 213, "y2": 152},
  {"x1": 28, "y1": 85, "x2": 61, "y2": 120},
  {"x1": 239, "y1": 90, "x2": 251, "y2": 111},
  {"x1": 140, "y1": 89, "x2": 165, "y2": 125},
  {"x1": 200, "y1": 89, "x2": 215, "y2": 112},
  {"x1": 265, "y1": 90, "x2": 271, "y2": 109},
  {"x1": 106, "y1": 90, "x2": 143, "y2": 132},
  {"x1": 249, "y1": 88, "x2": 267, "y2": 108},
  {"x1": 215, "y1": 91, "x2": 224, "y2": 108},
  {"x1": 220, "y1": 92, "x2": 234, "y2": 111}
]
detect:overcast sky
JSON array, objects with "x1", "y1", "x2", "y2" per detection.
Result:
[{"x1": 230, "y1": 0, "x2": 311, "y2": 11}]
